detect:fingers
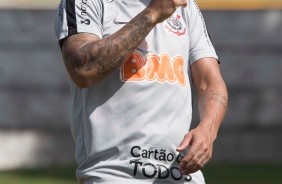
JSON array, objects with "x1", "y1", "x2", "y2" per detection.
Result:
[
  {"x1": 184, "y1": 138, "x2": 204, "y2": 163},
  {"x1": 179, "y1": 142, "x2": 201, "y2": 171},
  {"x1": 176, "y1": 133, "x2": 193, "y2": 152},
  {"x1": 147, "y1": 0, "x2": 188, "y2": 23},
  {"x1": 175, "y1": 0, "x2": 187, "y2": 8},
  {"x1": 181, "y1": 149, "x2": 212, "y2": 174},
  {"x1": 177, "y1": 125, "x2": 214, "y2": 174},
  {"x1": 179, "y1": 133, "x2": 213, "y2": 174}
]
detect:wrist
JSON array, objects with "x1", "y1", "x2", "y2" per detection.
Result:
[
  {"x1": 144, "y1": 7, "x2": 160, "y2": 24},
  {"x1": 198, "y1": 120, "x2": 218, "y2": 142}
]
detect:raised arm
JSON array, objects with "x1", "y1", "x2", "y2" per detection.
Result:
[
  {"x1": 177, "y1": 58, "x2": 228, "y2": 174},
  {"x1": 61, "y1": 0, "x2": 187, "y2": 88}
]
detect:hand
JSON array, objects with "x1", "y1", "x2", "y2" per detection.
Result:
[
  {"x1": 176, "y1": 123, "x2": 215, "y2": 174},
  {"x1": 146, "y1": 0, "x2": 187, "y2": 23}
]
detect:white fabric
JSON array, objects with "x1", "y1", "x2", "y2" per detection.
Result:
[{"x1": 55, "y1": 0, "x2": 218, "y2": 183}]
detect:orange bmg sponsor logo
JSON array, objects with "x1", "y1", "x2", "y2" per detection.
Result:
[{"x1": 121, "y1": 52, "x2": 186, "y2": 87}]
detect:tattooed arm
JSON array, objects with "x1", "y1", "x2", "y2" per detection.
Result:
[
  {"x1": 61, "y1": 0, "x2": 187, "y2": 88},
  {"x1": 177, "y1": 58, "x2": 228, "y2": 174}
]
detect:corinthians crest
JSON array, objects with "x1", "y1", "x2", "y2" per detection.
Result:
[{"x1": 164, "y1": 14, "x2": 186, "y2": 37}]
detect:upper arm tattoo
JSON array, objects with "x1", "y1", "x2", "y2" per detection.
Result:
[{"x1": 67, "y1": 9, "x2": 154, "y2": 77}]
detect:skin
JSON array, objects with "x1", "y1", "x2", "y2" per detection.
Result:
[
  {"x1": 62, "y1": 0, "x2": 187, "y2": 88},
  {"x1": 61, "y1": 0, "x2": 228, "y2": 175},
  {"x1": 177, "y1": 58, "x2": 228, "y2": 174}
]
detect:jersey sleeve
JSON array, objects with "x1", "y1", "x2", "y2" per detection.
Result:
[
  {"x1": 188, "y1": 0, "x2": 219, "y2": 65},
  {"x1": 55, "y1": 0, "x2": 103, "y2": 42}
]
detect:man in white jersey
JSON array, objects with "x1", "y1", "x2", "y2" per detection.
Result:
[{"x1": 55, "y1": 0, "x2": 228, "y2": 183}]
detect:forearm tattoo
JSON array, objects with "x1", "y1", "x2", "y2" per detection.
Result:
[
  {"x1": 76, "y1": 9, "x2": 154, "y2": 76},
  {"x1": 206, "y1": 91, "x2": 228, "y2": 110}
]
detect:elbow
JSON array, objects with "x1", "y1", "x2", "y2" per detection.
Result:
[
  {"x1": 195, "y1": 77, "x2": 226, "y2": 95},
  {"x1": 69, "y1": 74, "x2": 93, "y2": 88},
  {"x1": 73, "y1": 78, "x2": 93, "y2": 88},
  {"x1": 63, "y1": 55, "x2": 105, "y2": 88},
  {"x1": 195, "y1": 83, "x2": 208, "y2": 94},
  {"x1": 69, "y1": 68, "x2": 102, "y2": 88}
]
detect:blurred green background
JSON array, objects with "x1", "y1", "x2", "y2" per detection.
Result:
[
  {"x1": 0, "y1": 0, "x2": 282, "y2": 183},
  {"x1": 0, "y1": 164, "x2": 282, "y2": 184}
]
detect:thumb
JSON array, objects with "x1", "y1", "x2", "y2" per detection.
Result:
[{"x1": 176, "y1": 133, "x2": 192, "y2": 152}]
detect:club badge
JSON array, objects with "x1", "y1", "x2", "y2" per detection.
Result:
[{"x1": 164, "y1": 14, "x2": 187, "y2": 37}]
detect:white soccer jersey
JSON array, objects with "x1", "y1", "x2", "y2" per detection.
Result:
[{"x1": 55, "y1": 0, "x2": 218, "y2": 183}]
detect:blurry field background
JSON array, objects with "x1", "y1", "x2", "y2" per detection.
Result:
[
  {"x1": 0, "y1": 0, "x2": 282, "y2": 183},
  {"x1": 0, "y1": 165, "x2": 282, "y2": 184}
]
